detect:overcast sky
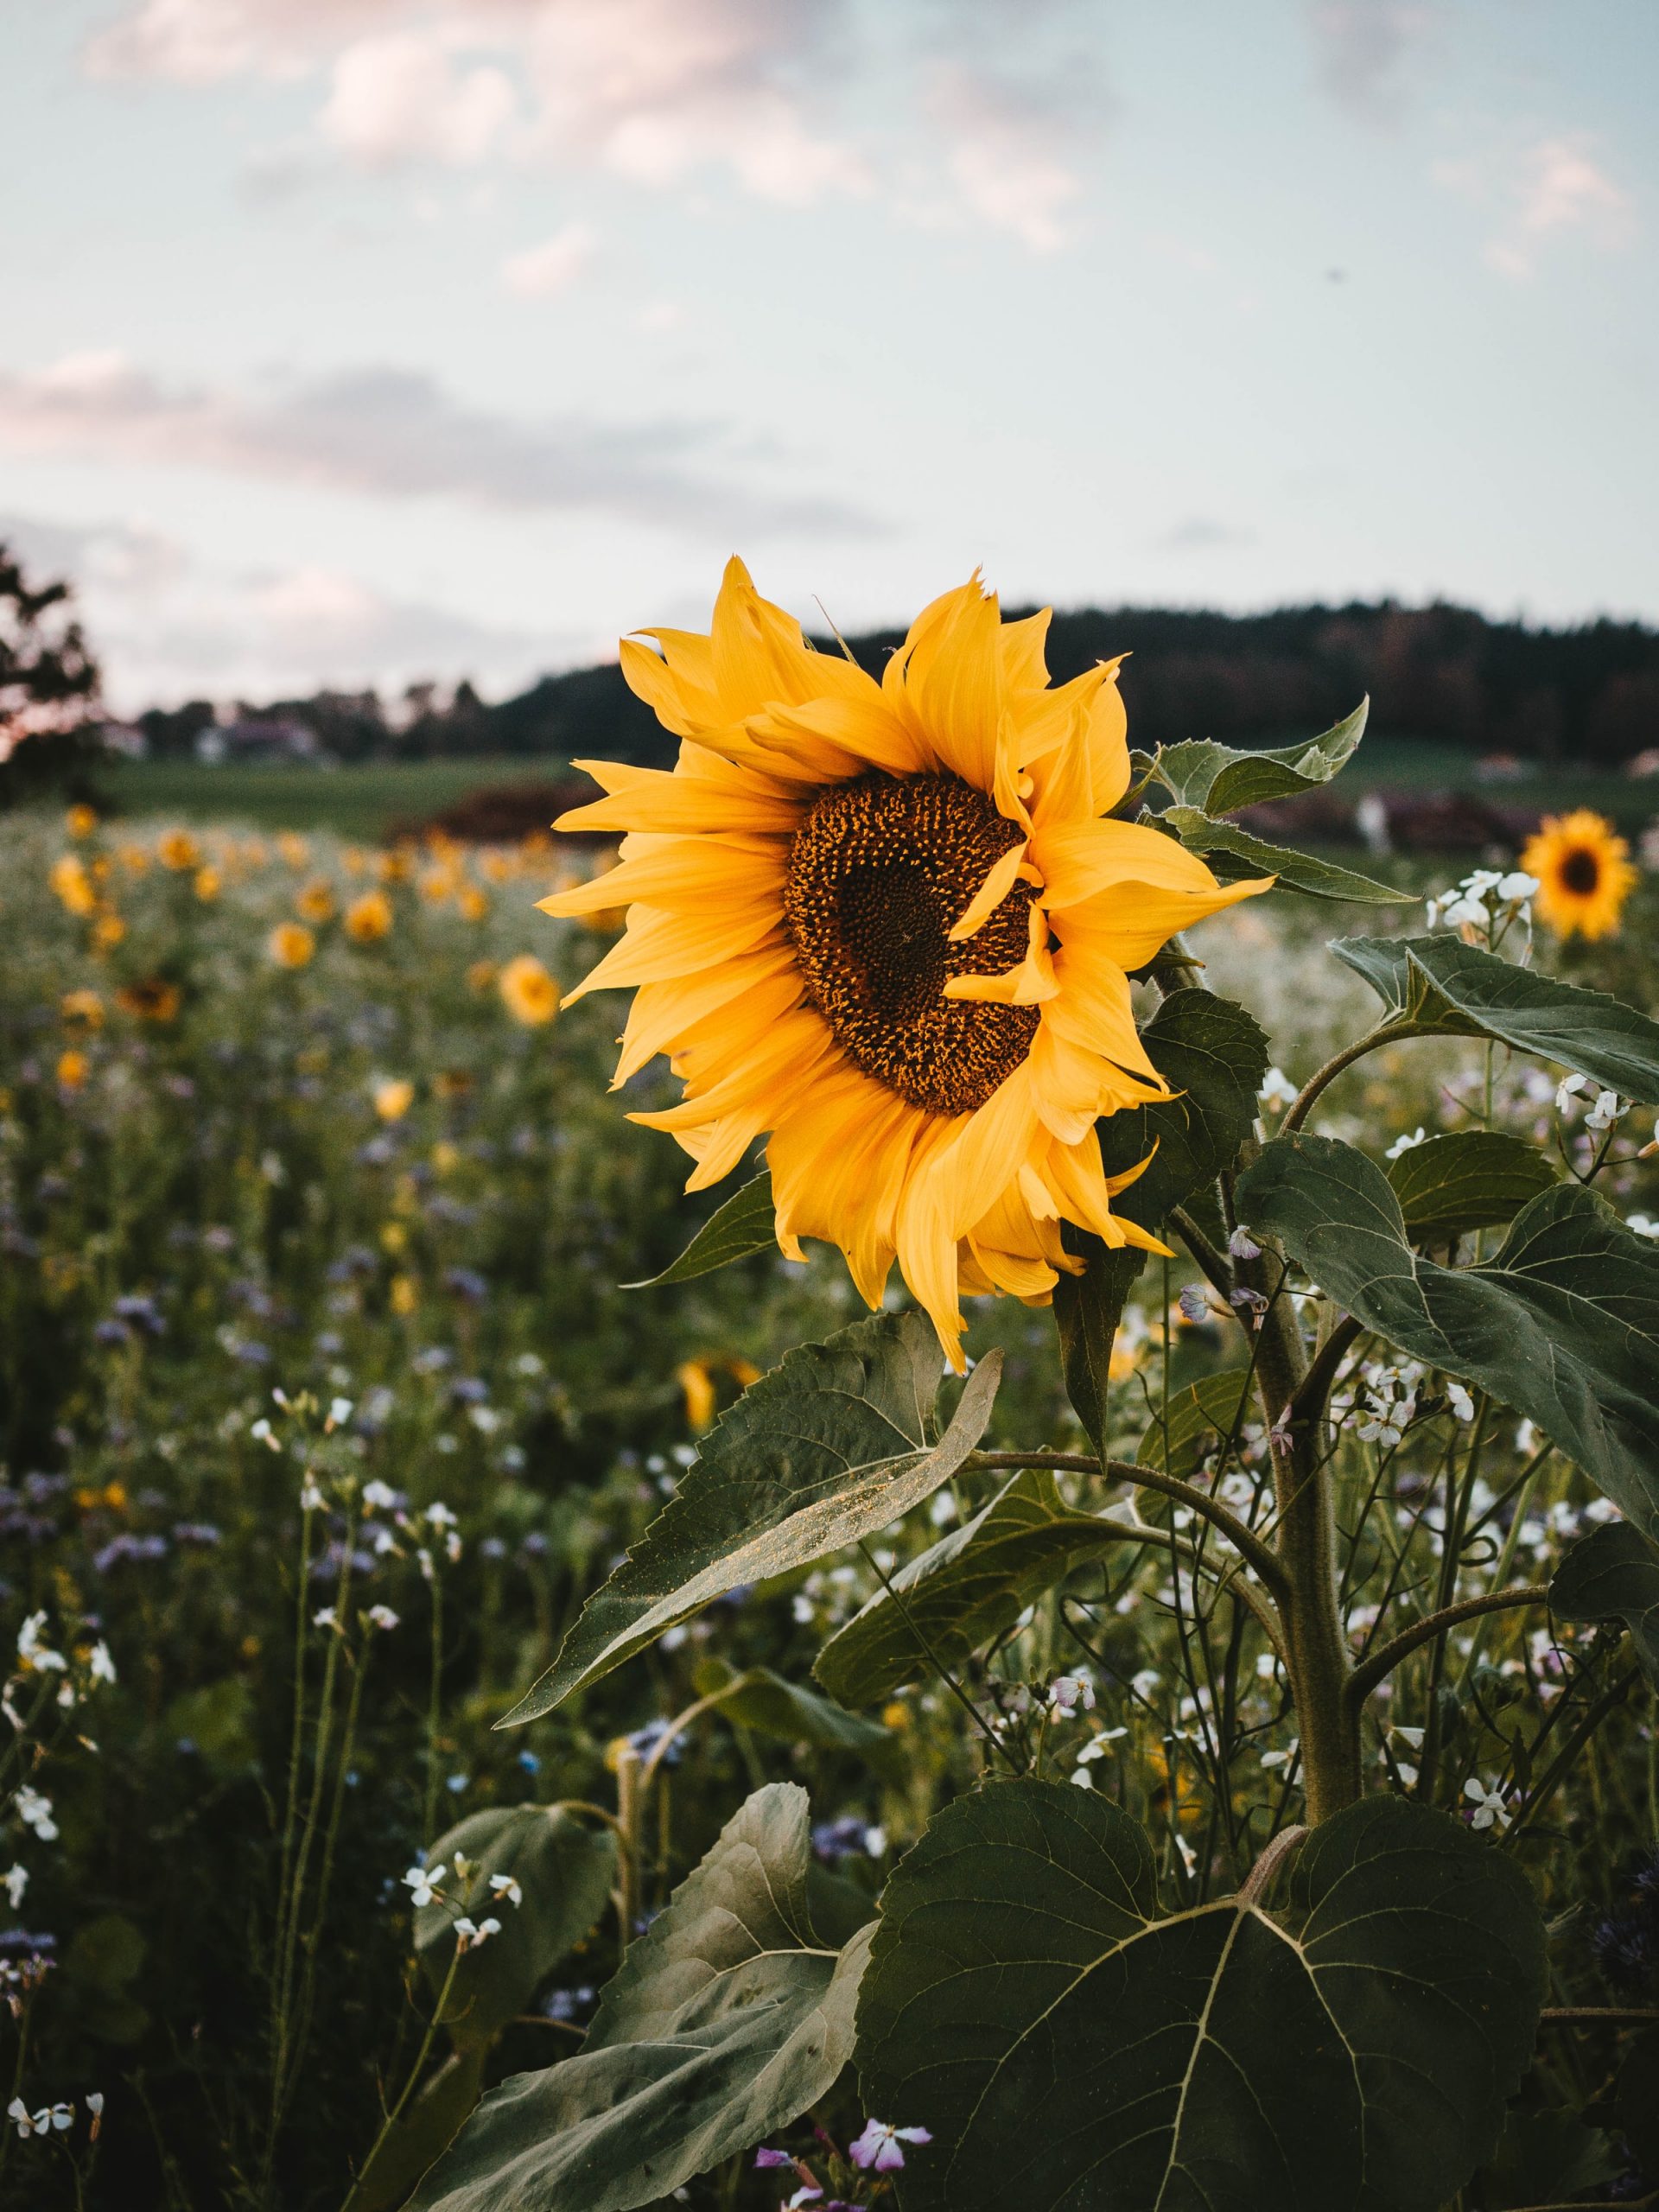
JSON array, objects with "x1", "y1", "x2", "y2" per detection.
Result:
[{"x1": 3, "y1": 0, "x2": 1656, "y2": 712}]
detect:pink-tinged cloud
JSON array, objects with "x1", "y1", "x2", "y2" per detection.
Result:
[
  {"x1": 500, "y1": 222, "x2": 597, "y2": 297},
  {"x1": 86, "y1": 0, "x2": 871, "y2": 205},
  {"x1": 0, "y1": 353, "x2": 879, "y2": 537},
  {"x1": 1433, "y1": 133, "x2": 1634, "y2": 279}
]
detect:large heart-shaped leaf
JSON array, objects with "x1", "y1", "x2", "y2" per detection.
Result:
[
  {"x1": 1550, "y1": 1522, "x2": 1659, "y2": 1688},
  {"x1": 1334, "y1": 934, "x2": 1659, "y2": 1103},
  {"x1": 815, "y1": 1471, "x2": 1150, "y2": 1708},
  {"x1": 1384, "y1": 1130, "x2": 1558, "y2": 1245},
  {"x1": 1056, "y1": 990, "x2": 1268, "y2": 1452},
  {"x1": 410, "y1": 1785, "x2": 871, "y2": 2212},
  {"x1": 1236, "y1": 1133, "x2": 1659, "y2": 1538},
  {"x1": 1154, "y1": 702, "x2": 1369, "y2": 815},
  {"x1": 624, "y1": 1171, "x2": 777, "y2": 1287},
  {"x1": 1164, "y1": 807, "x2": 1406, "y2": 904},
  {"x1": 416, "y1": 1806, "x2": 617, "y2": 2050},
  {"x1": 855, "y1": 1781, "x2": 1543, "y2": 2212},
  {"x1": 504, "y1": 1313, "x2": 1000, "y2": 1723}
]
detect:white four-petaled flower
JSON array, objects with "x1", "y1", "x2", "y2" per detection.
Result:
[
  {"x1": 403, "y1": 1864, "x2": 442, "y2": 1909},
  {"x1": 1464, "y1": 1777, "x2": 1512, "y2": 1831},
  {"x1": 488, "y1": 1872, "x2": 523, "y2": 1907},
  {"x1": 849, "y1": 2120, "x2": 933, "y2": 2173}
]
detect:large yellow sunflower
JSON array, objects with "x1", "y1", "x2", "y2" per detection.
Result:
[
  {"x1": 1520, "y1": 808, "x2": 1637, "y2": 943},
  {"x1": 543, "y1": 561, "x2": 1273, "y2": 1366}
]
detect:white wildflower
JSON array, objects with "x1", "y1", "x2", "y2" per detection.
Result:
[
  {"x1": 1257, "y1": 1067, "x2": 1298, "y2": 1109},
  {"x1": 1384, "y1": 1128, "x2": 1427, "y2": 1160},
  {"x1": 402, "y1": 1864, "x2": 442, "y2": 1909},
  {"x1": 1446, "y1": 1382, "x2": 1475, "y2": 1423},
  {"x1": 15, "y1": 1786, "x2": 57, "y2": 1841},
  {"x1": 1464, "y1": 1777, "x2": 1511, "y2": 1832},
  {"x1": 488, "y1": 1872, "x2": 523, "y2": 1908},
  {"x1": 365, "y1": 1606, "x2": 400, "y2": 1631},
  {"x1": 2, "y1": 1865, "x2": 26, "y2": 1909}
]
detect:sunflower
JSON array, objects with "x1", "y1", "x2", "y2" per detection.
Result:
[
  {"x1": 499, "y1": 953, "x2": 561, "y2": 1027},
  {"x1": 344, "y1": 889, "x2": 394, "y2": 943},
  {"x1": 1520, "y1": 809, "x2": 1637, "y2": 942},
  {"x1": 268, "y1": 921, "x2": 315, "y2": 969},
  {"x1": 543, "y1": 563, "x2": 1272, "y2": 1365}
]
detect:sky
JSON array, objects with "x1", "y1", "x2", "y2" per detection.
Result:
[{"x1": 2, "y1": 0, "x2": 1656, "y2": 714}]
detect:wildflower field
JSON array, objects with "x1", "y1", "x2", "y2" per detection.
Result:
[{"x1": 8, "y1": 740, "x2": 1659, "y2": 2209}]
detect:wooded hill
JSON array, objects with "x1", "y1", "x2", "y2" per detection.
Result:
[{"x1": 137, "y1": 599, "x2": 1659, "y2": 768}]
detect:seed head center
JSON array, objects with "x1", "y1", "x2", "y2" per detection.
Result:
[{"x1": 783, "y1": 771, "x2": 1039, "y2": 1116}]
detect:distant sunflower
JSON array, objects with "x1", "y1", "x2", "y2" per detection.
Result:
[
  {"x1": 1521, "y1": 809, "x2": 1637, "y2": 942},
  {"x1": 544, "y1": 561, "x2": 1273, "y2": 1366}
]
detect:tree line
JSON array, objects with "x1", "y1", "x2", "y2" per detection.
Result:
[{"x1": 137, "y1": 600, "x2": 1659, "y2": 770}]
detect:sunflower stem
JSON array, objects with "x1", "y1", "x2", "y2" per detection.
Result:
[
  {"x1": 1277, "y1": 1021, "x2": 1431, "y2": 1135},
  {"x1": 1246, "y1": 1243, "x2": 1361, "y2": 1825}
]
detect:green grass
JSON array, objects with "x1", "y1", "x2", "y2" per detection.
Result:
[{"x1": 96, "y1": 754, "x2": 567, "y2": 841}]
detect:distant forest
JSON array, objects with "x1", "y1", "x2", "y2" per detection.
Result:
[{"x1": 136, "y1": 600, "x2": 1659, "y2": 769}]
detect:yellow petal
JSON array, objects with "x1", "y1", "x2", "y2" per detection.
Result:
[
  {"x1": 943, "y1": 899, "x2": 1058, "y2": 1005},
  {"x1": 556, "y1": 760, "x2": 805, "y2": 838},
  {"x1": 539, "y1": 837, "x2": 785, "y2": 918},
  {"x1": 612, "y1": 944, "x2": 802, "y2": 1084},
  {"x1": 947, "y1": 839, "x2": 1029, "y2": 942},
  {"x1": 1055, "y1": 875, "x2": 1274, "y2": 973},
  {"x1": 563, "y1": 904, "x2": 785, "y2": 1003},
  {"x1": 1033, "y1": 816, "x2": 1226, "y2": 911}
]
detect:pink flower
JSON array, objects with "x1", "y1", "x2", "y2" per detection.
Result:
[{"x1": 849, "y1": 2120, "x2": 932, "y2": 2173}]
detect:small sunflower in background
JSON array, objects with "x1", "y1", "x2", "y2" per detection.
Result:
[
  {"x1": 1520, "y1": 808, "x2": 1637, "y2": 942},
  {"x1": 498, "y1": 953, "x2": 560, "y2": 1027}
]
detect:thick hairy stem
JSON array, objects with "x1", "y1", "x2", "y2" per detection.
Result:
[
  {"x1": 1346, "y1": 1585, "x2": 1550, "y2": 1710},
  {"x1": 1250, "y1": 1268, "x2": 1358, "y2": 1825},
  {"x1": 1278, "y1": 1021, "x2": 1430, "y2": 1135}
]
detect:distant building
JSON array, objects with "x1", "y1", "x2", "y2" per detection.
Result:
[{"x1": 196, "y1": 715, "x2": 321, "y2": 765}]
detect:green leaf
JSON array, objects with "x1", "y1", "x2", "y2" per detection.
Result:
[
  {"x1": 689, "y1": 1656, "x2": 898, "y2": 1767},
  {"x1": 1613, "y1": 2031, "x2": 1659, "y2": 2184},
  {"x1": 1474, "y1": 2104, "x2": 1624, "y2": 2208},
  {"x1": 1236, "y1": 1134, "x2": 1659, "y2": 1539},
  {"x1": 502, "y1": 1313, "x2": 1001, "y2": 1723},
  {"x1": 622, "y1": 1172, "x2": 777, "y2": 1287},
  {"x1": 352, "y1": 2051, "x2": 487, "y2": 2212},
  {"x1": 1056, "y1": 988, "x2": 1268, "y2": 1452},
  {"x1": 1136, "y1": 1366, "x2": 1255, "y2": 1478},
  {"x1": 1550, "y1": 1522, "x2": 1659, "y2": 1688},
  {"x1": 815, "y1": 1471, "x2": 1148, "y2": 1707},
  {"x1": 1384, "y1": 1130, "x2": 1559, "y2": 1245},
  {"x1": 1164, "y1": 805, "x2": 1408, "y2": 904},
  {"x1": 855, "y1": 1781, "x2": 1544, "y2": 2212},
  {"x1": 1154, "y1": 701, "x2": 1369, "y2": 814},
  {"x1": 1334, "y1": 933, "x2": 1659, "y2": 1103},
  {"x1": 416, "y1": 1806, "x2": 617, "y2": 2050},
  {"x1": 1052, "y1": 1243, "x2": 1145, "y2": 1459},
  {"x1": 410, "y1": 1784, "x2": 872, "y2": 2212},
  {"x1": 1102, "y1": 989, "x2": 1273, "y2": 1224}
]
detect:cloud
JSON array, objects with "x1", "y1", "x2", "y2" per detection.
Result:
[
  {"x1": 1152, "y1": 517, "x2": 1256, "y2": 553},
  {"x1": 500, "y1": 220, "x2": 596, "y2": 297},
  {"x1": 0, "y1": 352, "x2": 878, "y2": 537},
  {"x1": 85, "y1": 0, "x2": 1096, "y2": 249},
  {"x1": 87, "y1": 0, "x2": 871, "y2": 207},
  {"x1": 1307, "y1": 3, "x2": 1433, "y2": 126},
  {"x1": 925, "y1": 65, "x2": 1086, "y2": 252},
  {"x1": 1433, "y1": 134, "x2": 1634, "y2": 279},
  {"x1": 319, "y1": 30, "x2": 518, "y2": 168},
  {"x1": 0, "y1": 508, "x2": 573, "y2": 710}
]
